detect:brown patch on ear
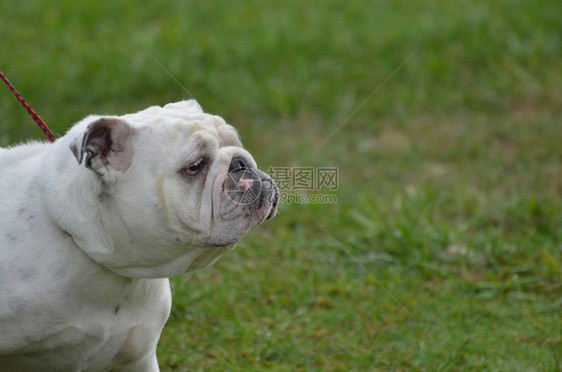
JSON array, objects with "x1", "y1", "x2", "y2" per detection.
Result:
[{"x1": 71, "y1": 118, "x2": 135, "y2": 173}]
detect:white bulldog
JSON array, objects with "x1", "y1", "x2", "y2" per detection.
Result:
[{"x1": 0, "y1": 100, "x2": 278, "y2": 371}]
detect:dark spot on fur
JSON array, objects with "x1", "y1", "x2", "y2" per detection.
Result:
[
  {"x1": 8, "y1": 296, "x2": 27, "y2": 312},
  {"x1": 21, "y1": 267, "x2": 38, "y2": 282},
  {"x1": 0, "y1": 264, "x2": 5, "y2": 286},
  {"x1": 114, "y1": 305, "x2": 121, "y2": 314},
  {"x1": 52, "y1": 259, "x2": 68, "y2": 279}
]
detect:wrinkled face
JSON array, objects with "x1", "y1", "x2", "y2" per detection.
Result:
[
  {"x1": 69, "y1": 101, "x2": 278, "y2": 276},
  {"x1": 127, "y1": 116, "x2": 278, "y2": 249},
  {"x1": 89, "y1": 110, "x2": 278, "y2": 265}
]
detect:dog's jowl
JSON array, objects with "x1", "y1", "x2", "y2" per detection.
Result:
[{"x1": 0, "y1": 100, "x2": 278, "y2": 371}]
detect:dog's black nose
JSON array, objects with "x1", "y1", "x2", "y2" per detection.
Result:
[{"x1": 229, "y1": 156, "x2": 252, "y2": 172}]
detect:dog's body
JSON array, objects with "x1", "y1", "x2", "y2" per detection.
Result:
[{"x1": 0, "y1": 101, "x2": 278, "y2": 371}]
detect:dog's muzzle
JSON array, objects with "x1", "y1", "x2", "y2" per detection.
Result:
[{"x1": 225, "y1": 156, "x2": 279, "y2": 219}]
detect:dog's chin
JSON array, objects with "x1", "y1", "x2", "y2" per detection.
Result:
[
  {"x1": 208, "y1": 241, "x2": 236, "y2": 248},
  {"x1": 204, "y1": 231, "x2": 243, "y2": 249}
]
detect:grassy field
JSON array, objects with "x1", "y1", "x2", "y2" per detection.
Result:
[{"x1": 2, "y1": 0, "x2": 561, "y2": 370}]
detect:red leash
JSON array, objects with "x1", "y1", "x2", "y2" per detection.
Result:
[{"x1": 0, "y1": 70, "x2": 57, "y2": 143}]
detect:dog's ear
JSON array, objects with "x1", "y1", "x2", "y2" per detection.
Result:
[{"x1": 70, "y1": 118, "x2": 135, "y2": 173}]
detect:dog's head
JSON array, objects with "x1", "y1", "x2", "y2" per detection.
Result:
[{"x1": 60, "y1": 101, "x2": 278, "y2": 277}]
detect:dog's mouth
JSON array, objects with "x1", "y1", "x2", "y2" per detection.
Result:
[{"x1": 261, "y1": 178, "x2": 279, "y2": 220}]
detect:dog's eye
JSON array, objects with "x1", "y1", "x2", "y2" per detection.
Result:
[{"x1": 184, "y1": 159, "x2": 203, "y2": 176}]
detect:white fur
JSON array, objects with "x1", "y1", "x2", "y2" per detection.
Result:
[{"x1": 0, "y1": 100, "x2": 277, "y2": 371}]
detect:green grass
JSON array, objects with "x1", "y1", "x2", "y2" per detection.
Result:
[{"x1": 2, "y1": 0, "x2": 561, "y2": 370}]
